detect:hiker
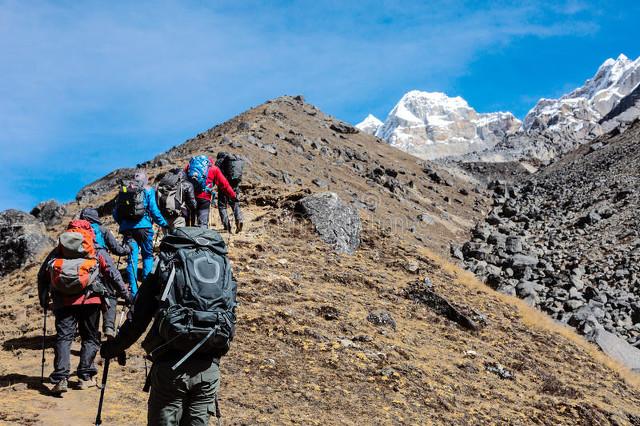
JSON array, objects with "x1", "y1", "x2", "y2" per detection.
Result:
[
  {"x1": 101, "y1": 227, "x2": 237, "y2": 425},
  {"x1": 38, "y1": 219, "x2": 125, "y2": 395},
  {"x1": 184, "y1": 155, "x2": 237, "y2": 228},
  {"x1": 113, "y1": 170, "x2": 168, "y2": 296},
  {"x1": 155, "y1": 168, "x2": 197, "y2": 231},
  {"x1": 215, "y1": 152, "x2": 245, "y2": 233},
  {"x1": 79, "y1": 207, "x2": 133, "y2": 338}
]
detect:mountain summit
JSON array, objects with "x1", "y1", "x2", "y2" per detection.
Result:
[{"x1": 358, "y1": 90, "x2": 521, "y2": 160}]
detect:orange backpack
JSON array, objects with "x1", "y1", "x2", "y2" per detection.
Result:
[{"x1": 48, "y1": 220, "x2": 99, "y2": 295}]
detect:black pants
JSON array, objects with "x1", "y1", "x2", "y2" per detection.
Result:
[
  {"x1": 218, "y1": 182, "x2": 243, "y2": 231},
  {"x1": 51, "y1": 304, "x2": 101, "y2": 383},
  {"x1": 194, "y1": 198, "x2": 211, "y2": 228}
]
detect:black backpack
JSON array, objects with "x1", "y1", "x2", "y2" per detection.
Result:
[
  {"x1": 156, "y1": 171, "x2": 185, "y2": 219},
  {"x1": 115, "y1": 180, "x2": 146, "y2": 221},
  {"x1": 216, "y1": 152, "x2": 245, "y2": 182},
  {"x1": 142, "y1": 227, "x2": 237, "y2": 369}
]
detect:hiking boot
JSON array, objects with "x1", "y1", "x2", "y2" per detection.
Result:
[
  {"x1": 104, "y1": 327, "x2": 116, "y2": 339},
  {"x1": 235, "y1": 222, "x2": 244, "y2": 234},
  {"x1": 78, "y1": 377, "x2": 97, "y2": 390},
  {"x1": 51, "y1": 378, "x2": 68, "y2": 395}
]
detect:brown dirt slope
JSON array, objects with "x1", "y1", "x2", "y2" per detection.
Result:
[{"x1": 1, "y1": 96, "x2": 640, "y2": 425}]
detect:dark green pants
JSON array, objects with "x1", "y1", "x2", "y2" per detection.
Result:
[{"x1": 147, "y1": 359, "x2": 220, "y2": 426}]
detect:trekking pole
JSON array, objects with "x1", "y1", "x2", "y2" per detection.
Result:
[
  {"x1": 40, "y1": 303, "x2": 48, "y2": 383},
  {"x1": 95, "y1": 358, "x2": 110, "y2": 426},
  {"x1": 215, "y1": 394, "x2": 222, "y2": 426}
]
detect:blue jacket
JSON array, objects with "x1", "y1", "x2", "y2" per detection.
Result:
[{"x1": 113, "y1": 187, "x2": 168, "y2": 231}]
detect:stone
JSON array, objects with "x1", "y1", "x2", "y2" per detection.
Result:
[
  {"x1": 30, "y1": 200, "x2": 67, "y2": 228},
  {"x1": 366, "y1": 310, "x2": 397, "y2": 330},
  {"x1": 295, "y1": 192, "x2": 361, "y2": 254},
  {"x1": 312, "y1": 178, "x2": 329, "y2": 188},
  {"x1": 505, "y1": 236, "x2": 523, "y2": 254},
  {"x1": 0, "y1": 209, "x2": 53, "y2": 276},
  {"x1": 586, "y1": 325, "x2": 640, "y2": 371}
]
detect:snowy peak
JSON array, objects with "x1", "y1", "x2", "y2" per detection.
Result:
[
  {"x1": 355, "y1": 114, "x2": 383, "y2": 135},
  {"x1": 371, "y1": 90, "x2": 521, "y2": 160},
  {"x1": 524, "y1": 54, "x2": 640, "y2": 135}
]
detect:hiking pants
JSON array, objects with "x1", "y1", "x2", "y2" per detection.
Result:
[
  {"x1": 148, "y1": 359, "x2": 220, "y2": 426},
  {"x1": 51, "y1": 305, "x2": 101, "y2": 383},
  {"x1": 123, "y1": 228, "x2": 154, "y2": 296},
  {"x1": 169, "y1": 215, "x2": 186, "y2": 232},
  {"x1": 195, "y1": 198, "x2": 211, "y2": 229},
  {"x1": 218, "y1": 181, "x2": 243, "y2": 231},
  {"x1": 103, "y1": 296, "x2": 117, "y2": 333}
]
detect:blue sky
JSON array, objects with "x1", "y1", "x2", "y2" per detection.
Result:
[{"x1": 1, "y1": 0, "x2": 639, "y2": 211}]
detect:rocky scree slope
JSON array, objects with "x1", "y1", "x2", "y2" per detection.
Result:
[
  {"x1": 2, "y1": 97, "x2": 640, "y2": 424},
  {"x1": 457, "y1": 119, "x2": 640, "y2": 347}
]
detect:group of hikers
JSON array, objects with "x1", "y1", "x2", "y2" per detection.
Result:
[{"x1": 37, "y1": 152, "x2": 244, "y2": 425}]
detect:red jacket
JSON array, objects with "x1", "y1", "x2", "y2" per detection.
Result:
[{"x1": 186, "y1": 159, "x2": 237, "y2": 202}]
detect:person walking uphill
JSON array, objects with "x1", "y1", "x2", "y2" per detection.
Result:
[
  {"x1": 101, "y1": 227, "x2": 237, "y2": 425},
  {"x1": 215, "y1": 152, "x2": 245, "y2": 233},
  {"x1": 79, "y1": 207, "x2": 133, "y2": 338},
  {"x1": 185, "y1": 155, "x2": 237, "y2": 228},
  {"x1": 113, "y1": 170, "x2": 168, "y2": 296},
  {"x1": 38, "y1": 219, "x2": 125, "y2": 395}
]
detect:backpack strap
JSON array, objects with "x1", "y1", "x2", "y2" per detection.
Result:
[
  {"x1": 171, "y1": 327, "x2": 216, "y2": 371},
  {"x1": 160, "y1": 266, "x2": 176, "y2": 302}
]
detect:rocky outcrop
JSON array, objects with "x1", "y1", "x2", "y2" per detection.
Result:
[
  {"x1": 295, "y1": 192, "x2": 361, "y2": 254},
  {"x1": 30, "y1": 200, "x2": 67, "y2": 228},
  {"x1": 0, "y1": 210, "x2": 53, "y2": 276}
]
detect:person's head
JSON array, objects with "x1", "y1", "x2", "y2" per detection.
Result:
[
  {"x1": 79, "y1": 207, "x2": 101, "y2": 225},
  {"x1": 134, "y1": 169, "x2": 149, "y2": 187}
]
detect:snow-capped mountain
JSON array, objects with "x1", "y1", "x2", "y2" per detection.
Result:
[
  {"x1": 362, "y1": 54, "x2": 640, "y2": 162},
  {"x1": 511, "y1": 54, "x2": 640, "y2": 160},
  {"x1": 355, "y1": 114, "x2": 383, "y2": 135},
  {"x1": 365, "y1": 91, "x2": 521, "y2": 160}
]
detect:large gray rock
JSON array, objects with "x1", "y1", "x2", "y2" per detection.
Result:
[
  {"x1": 296, "y1": 192, "x2": 361, "y2": 254},
  {"x1": 587, "y1": 325, "x2": 640, "y2": 371},
  {"x1": 0, "y1": 209, "x2": 53, "y2": 276},
  {"x1": 30, "y1": 200, "x2": 67, "y2": 228}
]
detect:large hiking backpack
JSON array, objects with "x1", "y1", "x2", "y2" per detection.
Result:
[
  {"x1": 142, "y1": 227, "x2": 237, "y2": 369},
  {"x1": 47, "y1": 220, "x2": 100, "y2": 295},
  {"x1": 156, "y1": 171, "x2": 185, "y2": 219},
  {"x1": 216, "y1": 152, "x2": 244, "y2": 182},
  {"x1": 187, "y1": 155, "x2": 211, "y2": 192},
  {"x1": 115, "y1": 180, "x2": 146, "y2": 221}
]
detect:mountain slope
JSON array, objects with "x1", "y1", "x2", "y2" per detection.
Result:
[
  {"x1": 458, "y1": 119, "x2": 640, "y2": 346},
  {"x1": 1, "y1": 97, "x2": 640, "y2": 425}
]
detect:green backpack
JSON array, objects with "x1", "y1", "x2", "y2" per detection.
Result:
[{"x1": 142, "y1": 227, "x2": 237, "y2": 370}]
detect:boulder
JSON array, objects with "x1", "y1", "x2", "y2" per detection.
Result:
[
  {"x1": 0, "y1": 209, "x2": 53, "y2": 276},
  {"x1": 295, "y1": 192, "x2": 361, "y2": 254},
  {"x1": 587, "y1": 325, "x2": 640, "y2": 371},
  {"x1": 30, "y1": 200, "x2": 66, "y2": 228}
]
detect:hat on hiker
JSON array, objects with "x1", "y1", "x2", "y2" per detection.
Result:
[{"x1": 79, "y1": 207, "x2": 101, "y2": 225}]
